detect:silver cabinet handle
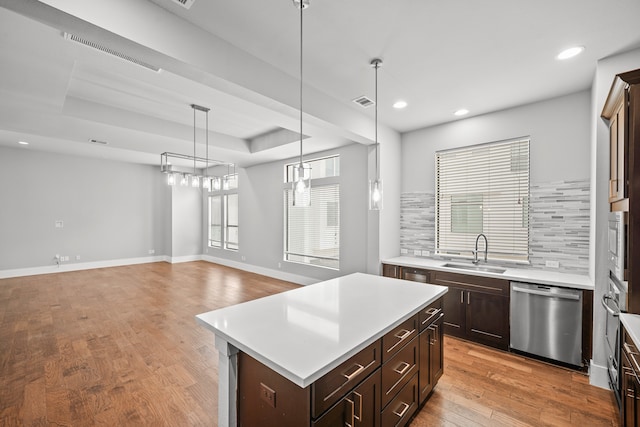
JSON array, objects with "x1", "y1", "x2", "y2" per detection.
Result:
[
  {"x1": 353, "y1": 391, "x2": 363, "y2": 421},
  {"x1": 342, "y1": 363, "x2": 365, "y2": 382},
  {"x1": 393, "y1": 361, "x2": 411, "y2": 375},
  {"x1": 460, "y1": 290, "x2": 463, "y2": 303},
  {"x1": 345, "y1": 397, "x2": 355, "y2": 427},
  {"x1": 467, "y1": 291, "x2": 470, "y2": 305},
  {"x1": 393, "y1": 402, "x2": 410, "y2": 418},
  {"x1": 387, "y1": 328, "x2": 416, "y2": 353}
]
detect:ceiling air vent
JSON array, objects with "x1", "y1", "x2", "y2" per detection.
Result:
[
  {"x1": 89, "y1": 138, "x2": 108, "y2": 145},
  {"x1": 63, "y1": 32, "x2": 161, "y2": 72},
  {"x1": 170, "y1": 0, "x2": 195, "y2": 9},
  {"x1": 352, "y1": 95, "x2": 375, "y2": 108}
]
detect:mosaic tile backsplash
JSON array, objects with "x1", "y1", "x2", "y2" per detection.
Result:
[{"x1": 400, "y1": 179, "x2": 590, "y2": 274}]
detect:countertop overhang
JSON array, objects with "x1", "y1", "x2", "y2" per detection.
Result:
[
  {"x1": 196, "y1": 272, "x2": 447, "y2": 387},
  {"x1": 384, "y1": 256, "x2": 594, "y2": 290}
]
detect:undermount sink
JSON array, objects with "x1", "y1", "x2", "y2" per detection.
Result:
[{"x1": 441, "y1": 263, "x2": 506, "y2": 274}]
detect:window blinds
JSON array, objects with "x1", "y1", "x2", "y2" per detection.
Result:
[
  {"x1": 435, "y1": 138, "x2": 530, "y2": 261},
  {"x1": 284, "y1": 184, "x2": 340, "y2": 270}
]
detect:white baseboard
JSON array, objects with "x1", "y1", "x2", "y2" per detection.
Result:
[
  {"x1": 589, "y1": 360, "x2": 611, "y2": 390},
  {"x1": 168, "y1": 254, "x2": 203, "y2": 264},
  {"x1": 202, "y1": 255, "x2": 317, "y2": 286},
  {"x1": 0, "y1": 256, "x2": 168, "y2": 280}
]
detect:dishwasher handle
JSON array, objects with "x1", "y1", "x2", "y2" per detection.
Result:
[
  {"x1": 601, "y1": 294, "x2": 620, "y2": 317},
  {"x1": 511, "y1": 285, "x2": 580, "y2": 301}
]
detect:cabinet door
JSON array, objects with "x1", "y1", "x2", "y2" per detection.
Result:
[
  {"x1": 418, "y1": 329, "x2": 432, "y2": 404},
  {"x1": 442, "y1": 287, "x2": 465, "y2": 338},
  {"x1": 465, "y1": 291, "x2": 509, "y2": 350},
  {"x1": 418, "y1": 314, "x2": 443, "y2": 405},
  {"x1": 313, "y1": 370, "x2": 381, "y2": 427},
  {"x1": 430, "y1": 314, "x2": 444, "y2": 385},
  {"x1": 609, "y1": 100, "x2": 627, "y2": 203}
]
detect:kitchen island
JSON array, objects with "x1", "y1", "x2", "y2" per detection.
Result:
[{"x1": 196, "y1": 272, "x2": 447, "y2": 427}]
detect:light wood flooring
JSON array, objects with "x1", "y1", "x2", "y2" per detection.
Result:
[{"x1": 0, "y1": 261, "x2": 619, "y2": 426}]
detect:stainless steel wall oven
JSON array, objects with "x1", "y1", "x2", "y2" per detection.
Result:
[{"x1": 602, "y1": 271, "x2": 627, "y2": 410}]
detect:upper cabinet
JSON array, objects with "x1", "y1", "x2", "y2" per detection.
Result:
[{"x1": 602, "y1": 69, "x2": 640, "y2": 212}]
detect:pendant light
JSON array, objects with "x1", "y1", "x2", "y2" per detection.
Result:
[
  {"x1": 292, "y1": 0, "x2": 311, "y2": 207},
  {"x1": 369, "y1": 58, "x2": 383, "y2": 210}
]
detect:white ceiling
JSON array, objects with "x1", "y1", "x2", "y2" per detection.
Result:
[{"x1": 1, "y1": 0, "x2": 640, "y2": 168}]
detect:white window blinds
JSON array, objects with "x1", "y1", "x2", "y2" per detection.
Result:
[
  {"x1": 435, "y1": 138, "x2": 530, "y2": 262},
  {"x1": 284, "y1": 184, "x2": 340, "y2": 270}
]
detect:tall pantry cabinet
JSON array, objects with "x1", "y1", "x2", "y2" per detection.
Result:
[{"x1": 602, "y1": 68, "x2": 640, "y2": 313}]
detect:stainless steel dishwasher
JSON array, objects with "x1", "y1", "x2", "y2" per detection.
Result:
[{"x1": 510, "y1": 282, "x2": 582, "y2": 366}]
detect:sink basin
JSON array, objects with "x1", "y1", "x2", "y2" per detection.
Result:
[{"x1": 441, "y1": 263, "x2": 506, "y2": 274}]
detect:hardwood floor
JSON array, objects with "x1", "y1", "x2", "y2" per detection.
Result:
[{"x1": 0, "y1": 262, "x2": 619, "y2": 426}]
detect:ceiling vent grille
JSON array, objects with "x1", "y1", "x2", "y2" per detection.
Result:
[
  {"x1": 89, "y1": 138, "x2": 108, "y2": 145},
  {"x1": 170, "y1": 0, "x2": 195, "y2": 9},
  {"x1": 63, "y1": 32, "x2": 161, "y2": 72},
  {"x1": 352, "y1": 95, "x2": 375, "y2": 108}
]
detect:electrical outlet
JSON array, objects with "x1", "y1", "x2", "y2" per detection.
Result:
[
  {"x1": 413, "y1": 249, "x2": 421, "y2": 256},
  {"x1": 545, "y1": 260, "x2": 559, "y2": 268},
  {"x1": 421, "y1": 250, "x2": 431, "y2": 257},
  {"x1": 148, "y1": 249, "x2": 155, "y2": 255},
  {"x1": 278, "y1": 262, "x2": 282, "y2": 268},
  {"x1": 76, "y1": 255, "x2": 81, "y2": 261},
  {"x1": 55, "y1": 220, "x2": 64, "y2": 228},
  {"x1": 400, "y1": 248, "x2": 409, "y2": 255},
  {"x1": 63, "y1": 256, "x2": 70, "y2": 262},
  {"x1": 259, "y1": 383, "x2": 276, "y2": 408}
]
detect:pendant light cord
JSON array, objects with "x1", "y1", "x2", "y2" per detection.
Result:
[
  {"x1": 299, "y1": 1, "x2": 304, "y2": 168},
  {"x1": 193, "y1": 106, "x2": 196, "y2": 176},
  {"x1": 375, "y1": 61, "x2": 379, "y2": 181}
]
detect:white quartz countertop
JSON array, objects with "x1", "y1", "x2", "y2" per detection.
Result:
[
  {"x1": 196, "y1": 272, "x2": 447, "y2": 388},
  {"x1": 621, "y1": 314, "x2": 640, "y2": 348},
  {"x1": 383, "y1": 256, "x2": 594, "y2": 290}
]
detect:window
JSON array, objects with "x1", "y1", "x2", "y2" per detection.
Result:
[
  {"x1": 284, "y1": 155, "x2": 340, "y2": 270},
  {"x1": 225, "y1": 194, "x2": 238, "y2": 250},
  {"x1": 208, "y1": 173, "x2": 239, "y2": 251},
  {"x1": 435, "y1": 138, "x2": 530, "y2": 262}
]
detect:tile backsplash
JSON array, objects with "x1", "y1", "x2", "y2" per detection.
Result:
[{"x1": 400, "y1": 179, "x2": 590, "y2": 274}]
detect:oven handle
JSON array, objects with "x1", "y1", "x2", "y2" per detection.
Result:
[{"x1": 602, "y1": 294, "x2": 620, "y2": 317}]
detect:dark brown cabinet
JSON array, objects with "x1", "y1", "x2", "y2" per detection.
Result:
[
  {"x1": 400, "y1": 267, "x2": 430, "y2": 283},
  {"x1": 418, "y1": 300, "x2": 443, "y2": 404},
  {"x1": 431, "y1": 270, "x2": 510, "y2": 351},
  {"x1": 382, "y1": 263, "x2": 400, "y2": 278},
  {"x1": 313, "y1": 371, "x2": 381, "y2": 427},
  {"x1": 622, "y1": 325, "x2": 640, "y2": 427},
  {"x1": 602, "y1": 69, "x2": 640, "y2": 314},
  {"x1": 238, "y1": 298, "x2": 444, "y2": 427}
]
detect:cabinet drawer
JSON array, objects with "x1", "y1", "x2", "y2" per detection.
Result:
[
  {"x1": 419, "y1": 298, "x2": 443, "y2": 332},
  {"x1": 312, "y1": 340, "x2": 381, "y2": 418},
  {"x1": 382, "y1": 314, "x2": 419, "y2": 363},
  {"x1": 401, "y1": 267, "x2": 430, "y2": 283},
  {"x1": 382, "y1": 264, "x2": 400, "y2": 278},
  {"x1": 381, "y1": 373, "x2": 418, "y2": 427},
  {"x1": 431, "y1": 270, "x2": 509, "y2": 296},
  {"x1": 382, "y1": 336, "x2": 418, "y2": 408},
  {"x1": 313, "y1": 370, "x2": 381, "y2": 427}
]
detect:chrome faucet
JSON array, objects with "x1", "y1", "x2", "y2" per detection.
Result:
[{"x1": 473, "y1": 233, "x2": 488, "y2": 264}]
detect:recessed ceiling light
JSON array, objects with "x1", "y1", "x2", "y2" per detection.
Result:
[
  {"x1": 393, "y1": 100, "x2": 408, "y2": 109},
  {"x1": 18, "y1": 141, "x2": 29, "y2": 145},
  {"x1": 454, "y1": 109, "x2": 469, "y2": 116},
  {"x1": 556, "y1": 46, "x2": 584, "y2": 60}
]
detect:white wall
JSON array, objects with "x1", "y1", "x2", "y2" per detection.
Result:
[
  {"x1": 590, "y1": 47, "x2": 640, "y2": 387},
  {"x1": 401, "y1": 90, "x2": 592, "y2": 192},
  {"x1": 170, "y1": 184, "x2": 202, "y2": 260},
  {"x1": 0, "y1": 146, "x2": 167, "y2": 271},
  {"x1": 205, "y1": 143, "x2": 370, "y2": 283}
]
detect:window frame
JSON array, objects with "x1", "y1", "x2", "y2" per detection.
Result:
[{"x1": 208, "y1": 173, "x2": 239, "y2": 252}]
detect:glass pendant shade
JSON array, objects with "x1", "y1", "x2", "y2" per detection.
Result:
[
  {"x1": 369, "y1": 179, "x2": 383, "y2": 210},
  {"x1": 191, "y1": 175, "x2": 200, "y2": 188},
  {"x1": 293, "y1": 163, "x2": 311, "y2": 207},
  {"x1": 223, "y1": 176, "x2": 230, "y2": 191},
  {"x1": 212, "y1": 177, "x2": 222, "y2": 191},
  {"x1": 202, "y1": 177, "x2": 211, "y2": 190},
  {"x1": 180, "y1": 174, "x2": 188, "y2": 186},
  {"x1": 167, "y1": 173, "x2": 176, "y2": 186}
]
